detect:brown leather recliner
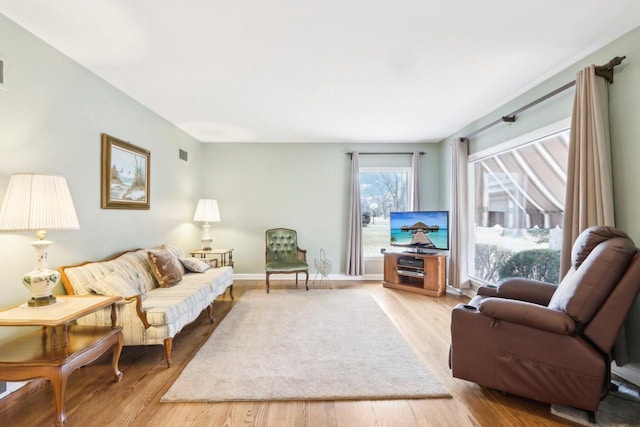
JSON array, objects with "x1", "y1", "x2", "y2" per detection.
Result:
[{"x1": 450, "y1": 226, "x2": 640, "y2": 414}]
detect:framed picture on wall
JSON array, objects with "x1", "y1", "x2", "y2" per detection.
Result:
[{"x1": 101, "y1": 133, "x2": 150, "y2": 209}]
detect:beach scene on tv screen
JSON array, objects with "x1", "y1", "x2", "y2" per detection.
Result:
[{"x1": 390, "y1": 211, "x2": 448, "y2": 249}]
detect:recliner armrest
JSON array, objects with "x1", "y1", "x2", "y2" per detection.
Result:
[
  {"x1": 477, "y1": 285, "x2": 499, "y2": 297},
  {"x1": 478, "y1": 298, "x2": 576, "y2": 335},
  {"x1": 492, "y1": 278, "x2": 557, "y2": 305}
]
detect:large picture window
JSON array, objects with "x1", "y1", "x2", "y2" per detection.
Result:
[
  {"x1": 468, "y1": 123, "x2": 570, "y2": 285},
  {"x1": 360, "y1": 167, "x2": 410, "y2": 257}
]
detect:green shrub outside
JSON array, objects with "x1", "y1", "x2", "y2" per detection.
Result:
[{"x1": 499, "y1": 249, "x2": 560, "y2": 284}]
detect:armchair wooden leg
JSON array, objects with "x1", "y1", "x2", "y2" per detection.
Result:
[
  {"x1": 295, "y1": 273, "x2": 299, "y2": 288},
  {"x1": 304, "y1": 271, "x2": 309, "y2": 291},
  {"x1": 266, "y1": 273, "x2": 270, "y2": 293}
]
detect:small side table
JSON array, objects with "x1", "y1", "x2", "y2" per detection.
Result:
[
  {"x1": 0, "y1": 295, "x2": 123, "y2": 426},
  {"x1": 190, "y1": 248, "x2": 235, "y2": 300},
  {"x1": 190, "y1": 248, "x2": 234, "y2": 268}
]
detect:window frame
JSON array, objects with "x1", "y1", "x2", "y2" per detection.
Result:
[{"x1": 466, "y1": 118, "x2": 571, "y2": 285}]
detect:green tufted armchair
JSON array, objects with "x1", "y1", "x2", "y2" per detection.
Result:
[{"x1": 265, "y1": 228, "x2": 309, "y2": 293}]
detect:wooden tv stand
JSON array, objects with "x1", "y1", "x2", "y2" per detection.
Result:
[{"x1": 383, "y1": 252, "x2": 446, "y2": 297}]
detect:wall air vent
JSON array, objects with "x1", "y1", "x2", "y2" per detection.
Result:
[{"x1": 179, "y1": 148, "x2": 188, "y2": 162}]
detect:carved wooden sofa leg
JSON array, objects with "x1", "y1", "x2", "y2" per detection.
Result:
[
  {"x1": 207, "y1": 303, "x2": 215, "y2": 323},
  {"x1": 164, "y1": 338, "x2": 173, "y2": 368}
]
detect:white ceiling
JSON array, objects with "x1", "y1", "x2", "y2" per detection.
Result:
[{"x1": 2, "y1": 1, "x2": 640, "y2": 143}]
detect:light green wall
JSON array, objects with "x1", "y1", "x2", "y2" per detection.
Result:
[
  {"x1": 0, "y1": 15, "x2": 204, "y2": 341},
  {"x1": 440, "y1": 25, "x2": 640, "y2": 382},
  {"x1": 6, "y1": 5, "x2": 637, "y2": 384},
  {"x1": 200, "y1": 142, "x2": 442, "y2": 277},
  {"x1": 0, "y1": 13, "x2": 444, "y2": 347}
]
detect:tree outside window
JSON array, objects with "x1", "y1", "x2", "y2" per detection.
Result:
[{"x1": 360, "y1": 168, "x2": 409, "y2": 257}]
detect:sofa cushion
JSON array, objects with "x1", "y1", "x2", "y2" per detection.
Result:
[
  {"x1": 112, "y1": 249, "x2": 157, "y2": 293},
  {"x1": 63, "y1": 262, "x2": 117, "y2": 296},
  {"x1": 148, "y1": 248, "x2": 183, "y2": 287},
  {"x1": 179, "y1": 257, "x2": 211, "y2": 273},
  {"x1": 143, "y1": 282, "x2": 212, "y2": 326},
  {"x1": 181, "y1": 266, "x2": 234, "y2": 296},
  {"x1": 266, "y1": 260, "x2": 308, "y2": 272},
  {"x1": 63, "y1": 249, "x2": 155, "y2": 295},
  {"x1": 88, "y1": 271, "x2": 140, "y2": 298}
]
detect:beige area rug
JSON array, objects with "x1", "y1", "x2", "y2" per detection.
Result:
[{"x1": 162, "y1": 289, "x2": 450, "y2": 402}]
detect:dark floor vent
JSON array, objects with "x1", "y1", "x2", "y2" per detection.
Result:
[{"x1": 179, "y1": 149, "x2": 188, "y2": 162}]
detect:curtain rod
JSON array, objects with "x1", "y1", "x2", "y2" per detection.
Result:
[
  {"x1": 462, "y1": 56, "x2": 625, "y2": 140},
  {"x1": 346, "y1": 151, "x2": 425, "y2": 158}
]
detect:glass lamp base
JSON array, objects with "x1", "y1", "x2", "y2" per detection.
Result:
[{"x1": 201, "y1": 237, "x2": 213, "y2": 251}]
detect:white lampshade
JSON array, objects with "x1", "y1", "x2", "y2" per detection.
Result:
[
  {"x1": 0, "y1": 174, "x2": 80, "y2": 232},
  {"x1": 193, "y1": 199, "x2": 220, "y2": 251},
  {"x1": 193, "y1": 199, "x2": 221, "y2": 223},
  {"x1": 0, "y1": 173, "x2": 80, "y2": 307}
]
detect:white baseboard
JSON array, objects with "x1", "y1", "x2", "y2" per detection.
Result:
[
  {"x1": 0, "y1": 380, "x2": 28, "y2": 400},
  {"x1": 613, "y1": 362, "x2": 640, "y2": 387},
  {"x1": 233, "y1": 273, "x2": 383, "y2": 281}
]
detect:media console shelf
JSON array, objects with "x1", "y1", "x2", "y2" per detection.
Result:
[{"x1": 383, "y1": 252, "x2": 446, "y2": 297}]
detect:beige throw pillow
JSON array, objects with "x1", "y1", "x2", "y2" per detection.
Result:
[
  {"x1": 179, "y1": 257, "x2": 211, "y2": 273},
  {"x1": 148, "y1": 248, "x2": 183, "y2": 287},
  {"x1": 89, "y1": 271, "x2": 139, "y2": 298}
]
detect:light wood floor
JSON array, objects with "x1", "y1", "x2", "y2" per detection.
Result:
[{"x1": 0, "y1": 281, "x2": 578, "y2": 426}]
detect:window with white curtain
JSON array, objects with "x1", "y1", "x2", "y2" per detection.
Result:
[
  {"x1": 360, "y1": 167, "x2": 410, "y2": 257},
  {"x1": 467, "y1": 121, "x2": 570, "y2": 285}
]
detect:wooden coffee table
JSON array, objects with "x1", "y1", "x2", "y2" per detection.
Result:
[{"x1": 0, "y1": 295, "x2": 124, "y2": 426}]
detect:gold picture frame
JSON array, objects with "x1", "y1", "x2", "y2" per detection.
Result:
[{"x1": 101, "y1": 133, "x2": 150, "y2": 210}]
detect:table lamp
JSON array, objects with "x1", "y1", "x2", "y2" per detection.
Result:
[
  {"x1": 0, "y1": 174, "x2": 80, "y2": 306},
  {"x1": 193, "y1": 199, "x2": 220, "y2": 251}
]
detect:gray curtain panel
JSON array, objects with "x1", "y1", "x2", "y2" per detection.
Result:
[
  {"x1": 561, "y1": 65, "x2": 615, "y2": 277},
  {"x1": 449, "y1": 138, "x2": 470, "y2": 288},
  {"x1": 346, "y1": 152, "x2": 364, "y2": 276}
]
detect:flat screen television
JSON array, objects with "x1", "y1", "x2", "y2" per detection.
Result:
[{"x1": 390, "y1": 210, "x2": 449, "y2": 253}]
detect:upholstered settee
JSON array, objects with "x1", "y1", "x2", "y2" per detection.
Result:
[{"x1": 59, "y1": 245, "x2": 233, "y2": 367}]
